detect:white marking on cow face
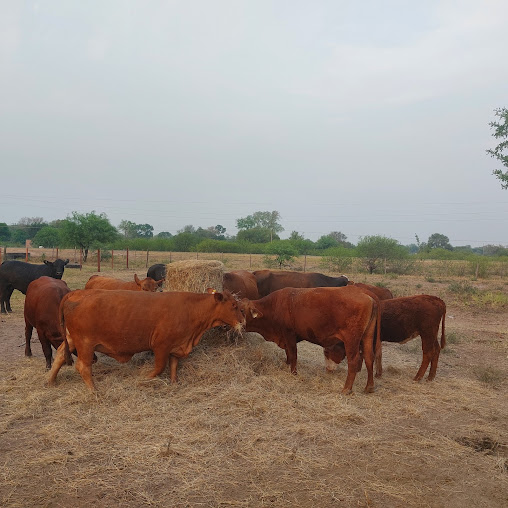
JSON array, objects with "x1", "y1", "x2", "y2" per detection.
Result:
[{"x1": 325, "y1": 357, "x2": 339, "y2": 372}]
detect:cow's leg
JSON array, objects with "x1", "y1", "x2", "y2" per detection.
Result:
[
  {"x1": 74, "y1": 343, "x2": 96, "y2": 391},
  {"x1": 169, "y1": 355, "x2": 179, "y2": 383},
  {"x1": 342, "y1": 344, "x2": 361, "y2": 395},
  {"x1": 5, "y1": 287, "x2": 14, "y2": 312},
  {"x1": 24, "y1": 322, "x2": 33, "y2": 357},
  {"x1": 285, "y1": 340, "x2": 298, "y2": 374},
  {"x1": 47, "y1": 342, "x2": 67, "y2": 385},
  {"x1": 362, "y1": 337, "x2": 375, "y2": 394},
  {"x1": 38, "y1": 332, "x2": 54, "y2": 369},
  {"x1": 414, "y1": 339, "x2": 432, "y2": 381},
  {"x1": 147, "y1": 349, "x2": 170, "y2": 378},
  {"x1": 427, "y1": 338, "x2": 441, "y2": 381}
]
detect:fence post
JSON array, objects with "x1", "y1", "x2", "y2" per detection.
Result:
[
  {"x1": 126, "y1": 247, "x2": 129, "y2": 269},
  {"x1": 146, "y1": 249, "x2": 149, "y2": 268},
  {"x1": 74, "y1": 247, "x2": 77, "y2": 263},
  {"x1": 196, "y1": 251, "x2": 199, "y2": 260},
  {"x1": 56, "y1": 247, "x2": 59, "y2": 259},
  {"x1": 169, "y1": 251, "x2": 172, "y2": 263},
  {"x1": 79, "y1": 248, "x2": 83, "y2": 271},
  {"x1": 97, "y1": 248, "x2": 101, "y2": 272}
]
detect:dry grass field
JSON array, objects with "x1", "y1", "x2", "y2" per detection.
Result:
[{"x1": 1, "y1": 254, "x2": 507, "y2": 507}]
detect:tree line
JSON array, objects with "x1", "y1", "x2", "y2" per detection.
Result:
[{"x1": 1, "y1": 210, "x2": 507, "y2": 265}]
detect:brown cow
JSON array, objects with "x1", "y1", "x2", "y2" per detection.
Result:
[
  {"x1": 223, "y1": 270, "x2": 259, "y2": 300},
  {"x1": 323, "y1": 295, "x2": 446, "y2": 381},
  {"x1": 241, "y1": 286, "x2": 379, "y2": 394},
  {"x1": 85, "y1": 274, "x2": 162, "y2": 292},
  {"x1": 23, "y1": 276, "x2": 72, "y2": 369},
  {"x1": 348, "y1": 282, "x2": 394, "y2": 300},
  {"x1": 48, "y1": 289, "x2": 246, "y2": 391},
  {"x1": 253, "y1": 270, "x2": 349, "y2": 297}
]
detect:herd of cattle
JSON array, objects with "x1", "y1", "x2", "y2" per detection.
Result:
[{"x1": 0, "y1": 259, "x2": 446, "y2": 394}]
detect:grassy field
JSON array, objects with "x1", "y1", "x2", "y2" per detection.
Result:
[{"x1": 1, "y1": 255, "x2": 507, "y2": 507}]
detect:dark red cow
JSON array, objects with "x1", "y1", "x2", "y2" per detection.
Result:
[
  {"x1": 253, "y1": 270, "x2": 349, "y2": 297},
  {"x1": 48, "y1": 289, "x2": 246, "y2": 391},
  {"x1": 223, "y1": 270, "x2": 259, "y2": 300},
  {"x1": 23, "y1": 276, "x2": 71, "y2": 369},
  {"x1": 85, "y1": 274, "x2": 162, "y2": 292},
  {"x1": 241, "y1": 286, "x2": 379, "y2": 394},
  {"x1": 324, "y1": 295, "x2": 446, "y2": 381},
  {"x1": 349, "y1": 282, "x2": 393, "y2": 300}
]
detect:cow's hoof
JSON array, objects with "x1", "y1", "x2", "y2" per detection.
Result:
[
  {"x1": 375, "y1": 372, "x2": 382, "y2": 378},
  {"x1": 341, "y1": 388, "x2": 353, "y2": 395},
  {"x1": 364, "y1": 385, "x2": 376, "y2": 393}
]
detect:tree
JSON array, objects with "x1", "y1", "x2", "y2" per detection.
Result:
[
  {"x1": 236, "y1": 227, "x2": 274, "y2": 244},
  {"x1": 356, "y1": 235, "x2": 408, "y2": 274},
  {"x1": 61, "y1": 211, "x2": 118, "y2": 261},
  {"x1": 0, "y1": 223, "x2": 11, "y2": 242},
  {"x1": 33, "y1": 226, "x2": 61, "y2": 247},
  {"x1": 17, "y1": 217, "x2": 47, "y2": 239},
  {"x1": 427, "y1": 233, "x2": 453, "y2": 251},
  {"x1": 486, "y1": 107, "x2": 508, "y2": 189},
  {"x1": 119, "y1": 220, "x2": 154, "y2": 238},
  {"x1": 315, "y1": 234, "x2": 339, "y2": 250},
  {"x1": 236, "y1": 211, "x2": 283, "y2": 242},
  {"x1": 156, "y1": 231, "x2": 173, "y2": 239},
  {"x1": 264, "y1": 240, "x2": 298, "y2": 269}
]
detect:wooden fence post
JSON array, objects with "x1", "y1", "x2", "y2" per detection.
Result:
[
  {"x1": 79, "y1": 248, "x2": 83, "y2": 271},
  {"x1": 97, "y1": 249, "x2": 101, "y2": 272},
  {"x1": 169, "y1": 251, "x2": 172, "y2": 263},
  {"x1": 56, "y1": 247, "x2": 59, "y2": 259},
  {"x1": 146, "y1": 249, "x2": 149, "y2": 268}
]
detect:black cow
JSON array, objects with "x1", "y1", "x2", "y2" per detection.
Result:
[
  {"x1": 0, "y1": 259, "x2": 69, "y2": 313},
  {"x1": 147, "y1": 263, "x2": 166, "y2": 290}
]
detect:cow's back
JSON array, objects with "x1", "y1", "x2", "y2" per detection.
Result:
[
  {"x1": 353, "y1": 282, "x2": 393, "y2": 300},
  {"x1": 85, "y1": 275, "x2": 137, "y2": 291},
  {"x1": 223, "y1": 270, "x2": 259, "y2": 299},
  {"x1": 381, "y1": 295, "x2": 445, "y2": 343},
  {"x1": 24, "y1": 277, "x2": 71, "y2": 336}
]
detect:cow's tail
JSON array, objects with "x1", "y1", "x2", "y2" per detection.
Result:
[
  {"x1": 59, "y1": 294, "x2": 73, "y2": 366},
  {"x1": 440, "y1": 302, "x2": 446, "y2": 350}
]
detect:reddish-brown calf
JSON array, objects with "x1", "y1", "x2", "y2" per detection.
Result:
[
  {"x1": 23, "y1": 276, "x2": 71, "y2": 369},
  {"x1": 85, "y1": 274, "x2": 162, "y2": 292},
  {"x1": 324, "y1": 294, "x2": 446, "y2": 381}
]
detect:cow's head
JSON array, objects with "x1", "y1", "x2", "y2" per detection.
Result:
[
  {"x1": 44, "y1": 258, "x2": 69, "y2": 279},
  {"x1": 323, "y1": 344, "x2": 346, "y2": 371},
  {"x1": 239, "y1": 298, "x2": 263, "y2": 320},
  {"x1": 133, "y1": 274, "x2": 163, "y2": 292},
  {"x1": 206, "y1": 288, "x2": 246, "y2": 332}
]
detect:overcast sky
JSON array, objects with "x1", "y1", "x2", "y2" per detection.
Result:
[{"x1": 1, "y1": 0, "x2": 507, "y2": 247}]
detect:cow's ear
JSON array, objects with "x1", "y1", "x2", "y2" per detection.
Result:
[
  {"x1": 250, "y1": 306, "x2": 262, "y2": 319},
  {"x1": 134, "y1": 274, "x2": 141, "y2": 285},
  {"x1": 44, "y1": 260, "x2": 51, "y2": 266},
  {"x1": 64, "y1": 259, "x2": 69, "y2": 265}
]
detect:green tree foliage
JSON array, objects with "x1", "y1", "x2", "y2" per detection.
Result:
[
  {"x1": 0, "y1": 222, "x2": 11, "y2": 242},
  {"x1": 356, "y1": 235, "x2": 408, "y2": 274},
  {"x1": 119, "y1": 220, "x2": 154, "y2": 238},
  {"x1": 236, "y1": 227, "x2": 275, "y2": 244},
  {"x1": 156, "y1": 231, "x2": 173, "y2": 239},
  {"x1": 171, "y1": 232, "x2": 199, "y2": 252},
  {"x1": 236, "y1": 211, "x2": 283, "y2": 242},
  {"x1": 486, "y1": 107, "x2": 508, "y2": 189},
  {"x1": 33, "y1": 226, "x2": 61, "y2": 247},
  {"x1": 16, "y1": 217, "x2": 47, "y2": 239},
  {"x1": 264, "y1": 240, "x2": 298, "y2": 269},
  {"x1": 427, "y1": 233, "x2": 453, "y2": 251},
  {"x1": 61, "y1": 211, "x2": 118, "y2": 261},
  {"x1": 320, "y1": 246, "x2": 354, "y2": 273}
]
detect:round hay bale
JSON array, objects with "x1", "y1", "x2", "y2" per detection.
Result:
[{"x1": 164, "y1": 260, "x2": 224, "y2": 293}]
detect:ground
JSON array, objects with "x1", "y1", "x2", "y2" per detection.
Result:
[{"x1": 0, "y1": 260, "x2": 507, "y2": 507}]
